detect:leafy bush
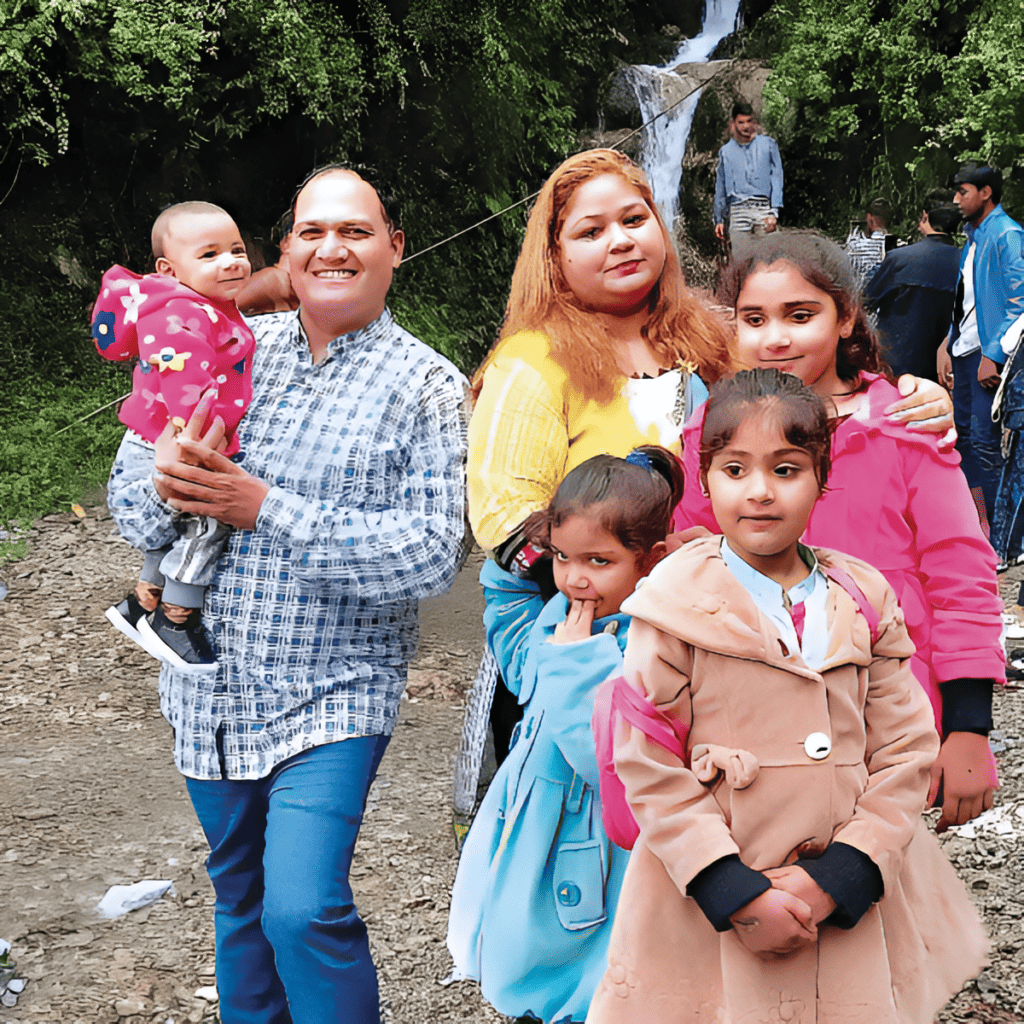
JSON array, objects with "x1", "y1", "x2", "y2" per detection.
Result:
[
  {"x1": 753, "y1": 0, "x2": 1024, "y2": 229},
  {"x1": 0, "y1": 370, "x2": 128, "y2": 559}
]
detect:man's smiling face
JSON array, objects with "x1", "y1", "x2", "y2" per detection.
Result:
[{"x1": 287, "y1": 171, "x2": 404, "y2": 335}]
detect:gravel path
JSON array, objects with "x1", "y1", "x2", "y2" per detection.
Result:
[{"x1": 0, "y1": 507, "x2": 1021, "y2": 1023}]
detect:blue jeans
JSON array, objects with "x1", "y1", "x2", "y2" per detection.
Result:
[
  {"x1": 952, "y1": 347, "x2": 1004, "y2": 519},
  {"x1": 186, "y1": 736, "x2": 390, "y2": 1024}
]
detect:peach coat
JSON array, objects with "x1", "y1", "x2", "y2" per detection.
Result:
[
  {"x1": 587, "y1": 537, "x2": 986, "y2": 1024},
  {"x1": 673, "y1": 373, "x2": 1005, "y2": 729}
]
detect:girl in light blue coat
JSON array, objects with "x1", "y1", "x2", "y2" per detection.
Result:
[{"x1": 447, "y1": 446, "x2": 684, "y2": 1023}]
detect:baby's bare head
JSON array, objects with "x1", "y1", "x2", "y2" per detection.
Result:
[
  {"x1": 151, "y1": 201, "x2": 233, "y2": 260},
  {"x1": 151, "y1": 202, "x2": 251, "y2": 304}
]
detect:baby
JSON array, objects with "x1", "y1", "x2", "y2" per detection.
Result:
[{"x1": 92, "y1": 201, "x2": 255, "y2": 673}]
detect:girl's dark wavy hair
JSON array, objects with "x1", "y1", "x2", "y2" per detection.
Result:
[
  {"x1": 698, "y1": 368, "x2": 833, "y2": 490},
  {"x1": 522, "y1": 445, "x2": 685, "y2": 554},
  {"x1": 717, "y1": 231, "x2": 890, "y2": 387}
]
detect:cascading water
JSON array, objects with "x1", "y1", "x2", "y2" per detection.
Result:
[{"x1": 629, "y1": 0, "x2": 743, "y2": 229}]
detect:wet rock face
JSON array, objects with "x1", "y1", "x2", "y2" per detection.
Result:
[{"x1": 605, "y1": 60, "x2": 736, "y2": 131}]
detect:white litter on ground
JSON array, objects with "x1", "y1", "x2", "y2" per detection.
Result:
[
  {"x1": 946, "y1": 799, "x2": 1024, "y2": 840},
  {"x1": 96, "y1": 879, "x2": 175, "y2": 919}
]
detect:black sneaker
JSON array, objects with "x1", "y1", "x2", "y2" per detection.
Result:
[
  {"x1": 137, "y1": 606, "x2": 219, "y2": 674},
  {"x1": 105, "y1": 591, "x2": 151, "y2": 651}
]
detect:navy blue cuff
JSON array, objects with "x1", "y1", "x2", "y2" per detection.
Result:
[
  {"x1": 939, "y1": 678, "x2": 994, "y2": 736},
  {"x1": 686, "y1": 855, "x2": 771, "y2": 932},
  {"x1": 797, "y1": 843, "x2": 883, "y2": 929}
]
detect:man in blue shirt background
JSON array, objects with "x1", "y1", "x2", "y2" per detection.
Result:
[
  {"x1": 946, "y1": 163, "x2": 1024, "y2": 532},
  {"x1": 713, "y1": 101, "x2": 784, "y2": 257}
]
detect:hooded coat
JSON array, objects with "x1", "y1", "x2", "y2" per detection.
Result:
[
  {"x1": 91, "y1": 266, "x2": 255, "y2": 455},
  {"x1": 587, "y1": 537, "x2": 986, "y2": 1024},
  {"x1": 448, "y1": 560, "x2": 631, "y2": 1022},
  {"x1": 673, "y1": 373, "x2": 1004, "y2": 729}
]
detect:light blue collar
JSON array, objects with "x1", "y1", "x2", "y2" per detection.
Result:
[
  {"x1": 719, "y1": 538, "x2": 830, "y2": 667},
  {"x1": 720, "y1": 538, "x2": 821, "y2": 607}
]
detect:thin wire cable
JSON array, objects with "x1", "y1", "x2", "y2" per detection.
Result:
[
  {"x1": 402, "y1": 191, "x2": 541, "y2": 262},
  {"x1": 404, "y1": 63, "x2": 727, "y2": 262},
  {"x1": 0, "y1": 158, "x2": 22, "y2": 208},
  {"x1": 56, "y1": 64, "x2": 727, "y2": 433},
  {"x1": 52, "y1": 391, "x2": 131, "y2": 436}
]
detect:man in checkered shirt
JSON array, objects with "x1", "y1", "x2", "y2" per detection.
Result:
[
  {"x1": 843, "y1": 196, "x2": 897, "y2": 294},
  {"x1": 107, "y1": 166, "x2": 468, "y2": 1023}
]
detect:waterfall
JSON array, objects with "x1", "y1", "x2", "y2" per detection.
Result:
[{"x1": 629, "y1": 0, "x2": 743, "y2": 228}]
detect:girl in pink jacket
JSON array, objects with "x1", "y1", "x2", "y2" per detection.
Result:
[
  {"x1": 589, "y1": 368, "x2": 985, "y2": 1024},
  {"x1": 674, "y1": 231, "x2": 1003, "y2": 831}
]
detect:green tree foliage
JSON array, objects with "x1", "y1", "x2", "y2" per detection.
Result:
[
  {"x1": 0, "y1": 0, "x2": 669, "y2": 381},
  {"x1": 1, "y1": 0, "x2": 366, "y2": 164},
  {"x1": 753, "y1": 0, "x2": 1024, "y2": 231},
  {"x1": 4, "y1": 0, "x2": 695, "y2": 524}
]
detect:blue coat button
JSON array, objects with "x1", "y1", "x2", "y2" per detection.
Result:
[{"x1": 557, "y1": 882, "x2": 582, "y2": 907}]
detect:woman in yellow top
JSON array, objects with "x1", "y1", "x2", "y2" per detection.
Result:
[
  {"x1": 469, "y1": 150, "x2": 953, "y2": 552},
  {"x1": 469, "y1": 149, "x2": 730, "y2": 552}
]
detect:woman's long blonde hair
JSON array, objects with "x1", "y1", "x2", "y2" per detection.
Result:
[{"x1": 472, "y1": 149, "x2": 732, "y2": 403}]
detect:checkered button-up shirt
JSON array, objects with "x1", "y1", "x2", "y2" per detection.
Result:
[
  {"x1": 108, "y1": 309, "x2": 468, "y2": 779},
  {"x1": 844, "y1": 227, "x2": 890, "y2": 293}
]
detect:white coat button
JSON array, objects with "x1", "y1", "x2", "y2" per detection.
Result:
[{"x1": 804, "y1": 732, "x2": 831, "y2": 759}]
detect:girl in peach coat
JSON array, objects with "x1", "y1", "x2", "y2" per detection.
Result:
[{"x1": 588, "y1": 369, "x2": 986, "y2": 1024}]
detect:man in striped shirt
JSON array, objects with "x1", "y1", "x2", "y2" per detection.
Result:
[{"x1": 108, "y1": 166, "x2": 468, "y2": 1023}]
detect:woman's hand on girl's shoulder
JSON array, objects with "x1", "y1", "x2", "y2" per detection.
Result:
[
  {"x1": 665, "y1": 525, "x2": 712, "y2": 553},
  {"x1": 552, "y1": 599, "x2": 596, "y2": 643},
  {"x1": 884, "y1": 374, "x2": 956, "y2": 448}
]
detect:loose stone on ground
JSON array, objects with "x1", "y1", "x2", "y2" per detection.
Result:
[{"x1": 0, "y1": 509, "x2": 1022, "y2": 1022}]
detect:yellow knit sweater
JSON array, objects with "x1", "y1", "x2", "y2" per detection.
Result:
[{"x1": 468, "y1": 330, "x2": 692, "y2": 549}]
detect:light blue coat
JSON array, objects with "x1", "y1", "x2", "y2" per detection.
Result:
[{"x1": 447, "y1": 561, "x2": 631, "y2": 1023}]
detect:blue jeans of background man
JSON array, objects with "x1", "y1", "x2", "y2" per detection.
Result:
[
  {"x1": 952, "y1": 346, "x2": 1004, "y2": 520},
  {"x1": 185, "y1": 735, "x2": 390, "y2": 1024}
]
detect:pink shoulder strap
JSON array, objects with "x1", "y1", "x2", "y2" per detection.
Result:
[
  {"x1": 609, "y1": 676, "x2": 688, "y2": 758},
  {"x1": 823, "y1": 564, "x2": 881, "y2": 645}
]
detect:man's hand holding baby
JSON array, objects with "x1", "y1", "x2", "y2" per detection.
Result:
[{"x1": 154, "y1": 392, "x2": 270, "y2": 530}]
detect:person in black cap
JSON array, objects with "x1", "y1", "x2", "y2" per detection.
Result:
[
  {"x1": 865, "y1": 194, "x2": 962, "y2": 382},
  {"x1": 947, "y1": 162, "x2": 1024, "y2": 535}
]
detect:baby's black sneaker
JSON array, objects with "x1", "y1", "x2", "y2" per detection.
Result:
[
  {"x1": 137, "y1": 606, "x2": 219, "y2": 674},
  {"x1": 105, "y1": 591, "x2": 152, "y2": 652}
]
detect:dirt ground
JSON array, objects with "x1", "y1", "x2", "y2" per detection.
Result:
[{"x1": 1, "y1": 506, "x2": 1023, "y2": 1024}]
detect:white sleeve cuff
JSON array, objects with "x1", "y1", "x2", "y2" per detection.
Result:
[{"x1": 999, "y1": 311, "x2": 1024, "y2": 356}]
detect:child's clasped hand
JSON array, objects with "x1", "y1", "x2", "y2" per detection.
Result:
[
  {"x1": 729, "y1": 864, "x2": 837, "y2": 959},
  {"x1": 729, "y1": 887, "x2": 817, "y2": 959}
]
